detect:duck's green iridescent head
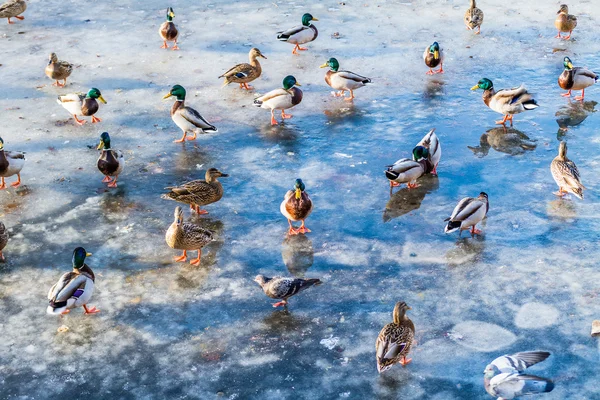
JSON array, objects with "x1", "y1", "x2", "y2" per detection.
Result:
[
  {"x1": 97, "y1": 132, "x2": 111, "y2": 150},
  {"x1": 166, "y1": 7, "x2": 175, "y2": 21},
  {"x1": 294, "y1": 178, "x2": 305, "y2": 199},
  {"x1": 429, "y1": 42, "x2": 440, "y2": 59},
  {"x1": 72, "y1": 247, "x2": 92, "y2": 269},
  {"x1": 471, "y1": 78, "x2": 493, "y2": 91},
  {"x1": 301, "y1": 13, "x2": 318, "y2": 26},
  {"x1": 563, "y1": 57, "x2": 574, "y2": 70},
  {"x1": 283, "y1": 75, "x2": 301, "y2": 90},
  {"x1": 412, "y1": 146, "x2": 430, "y2": 161},
  {"x1": 0, "y1": 137, "x2": 4, "y2": 150},
  {"x1": 163, "y1": 84, "x2": 186, "y2": 101},
  {"x1": 87, "y1": 88, "x2": 107, "y2": 104},
  {"x1": 319, "y1": 58, "x2": 339, "y2": 72}
]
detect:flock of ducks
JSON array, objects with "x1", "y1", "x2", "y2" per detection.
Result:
[{"x1": 0, "y1": 0, "x2": 594, "y2": 397}]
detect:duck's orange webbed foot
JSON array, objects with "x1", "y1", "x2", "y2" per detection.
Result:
[
  {"x1": 189, "y1": 250, "x2": 202, "y2": 266},
  {"x1": 174, "y1": 251, "x2": 187, "y2": 262},
  {"x1": 272, "y1": 301, "x2": 288, "y2": 308},
  {"x1": 399, "y1": 356, "x2": 412, "y2": 366},
  {"x1": 561, "y1": 90, "x2": 572, "y2": 97},
  {"x1": 389, "y1": 181, "x2": 400, "y2": 187},
  {"x1": 91, "y1": 115, "x2": 102, "y2": 123},
  {"x1": 281, "y1": 110, "x2": 293, "y2": 119},
  {"x1": 102, "y1": 176, "x2": 111, "y2": 183},
  {"x1": 407, "y1": 182, "x2": 420, "y2": 189},
  {"x1": 107, "y1": 179, "x2": 118, "y2": 188},
  {"x1": 172, "y1": 43, "x2": 180, "y2": 50},
  {"x1": 83, "y1": 305, "x2": 100, "y2": 314},
  {"x1": 296, "y1": 225, "x2": 311, "y2": 234},
  {"x1": 470, "y1": 226, "x2": 482, "y2": 235},
  {"x1": 73, "y1": 115, "x2": 86, "y2": 125},
  {"x1": 270, "y1": 114, "x2": 279, "y2": 125},
  {"x1": 161, "y1": 41, "x2": 168, "y2": 49},
  {"x1": 426, "y1": 69, "x2": 434, "y2": 75},
  {"x1": 14, "y1": 15, "x2": 24, "y2": 20}
]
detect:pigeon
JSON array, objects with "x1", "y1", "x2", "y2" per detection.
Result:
[
  {"x1": 484, "y1": 351, "x2": 554, "y2": 400},
  {"x1": 254, "y1": 275, "x2": 321, "y2": 307}
]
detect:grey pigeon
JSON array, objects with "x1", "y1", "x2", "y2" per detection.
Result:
[
  {"x1": 254, "y1": 275, "x2": 321, "y2": 308},
  {"x1": 484, "y1": 351, "x2": 554, "y2": 400}
]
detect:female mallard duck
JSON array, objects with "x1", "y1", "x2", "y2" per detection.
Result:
[
  {"x1": 414, "y1": 128, "x2": 441, "y2": 175},
  {"x1": 471, "y1": 78, "x2": 538, "y2": 126},
  {"x1": 219, "y1": 48, "x2": 267, "y2": 90},
  {"x1": 57, "y1": 88, "x2": 106, "y2": 126},
  {"x1": 464, "y1": 0, "x2": 484, "y2": 34},
  {"x1": 376, "y1": 301, "x2": 415, "y2": 372},
  {"x1": 423, "y1": 42, "x2": 444, "y2": 75},
  {"x1": 555, "y1": 4, "x2": 577, "y2": 40},
  {"x1": 161, "y1": 168, "x2": 228, "y2": 214},
  {"x1": 385, "y1": 148, "x2": 429, "y2": 189},
  {"x1": 159, "y1": 7, "x2": 179, "y2": 50},
  {"x1": 0, "y1": 222, "x2": 8, "y2": 262},
  {"x1": 165, "y1": 206, "x2": 214, "y2": 266},
  {"x1": 0, "y1": 0, "x2": 25, "y2": 24},
  {"x1": 254, "y1": 75, "x2": 302, "y2": 125},
  {"x1": 163, "y1": 84, "x2": 217, "y2": 143},
  {"x1": 444, "y1": 192, "x2": 489, "y2": 235},
  {"x1": 558, "y1": 57, "x2": 597, "y2": 100},
  {"x1": 551, "y1": 141, "x2": 585, "y2": 199},
  {"x1": 277, "y1": 13, "x2": 318, "y2": 55},
  {"x1": 280, "y1": 178, "x2": 313, "y2": 235},
  {"x1": 319, "y1": 57, "x2": 371, "y2": 101},
  {"x1": 97, "y1": 132, "x2": 124, "y2": 188},
  {"x1": 254, "y1": 275, "x2": 321, "y2": 308},
  {"x1": 47, "y1": 247, "x2": 100, "y2": 315},
  {"x1": 45, "y1": 53, "x2": 73, "y2": 87},
  {"x1": 0, "y1": 136, "x2": 25, "y2": 189}
]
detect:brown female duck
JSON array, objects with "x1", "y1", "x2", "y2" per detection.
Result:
[
  {"x1": 219, "y1": 48, "x2": 267, "y2": 90},
  {"x1": 161, "y1": 168, "x2": 228, "y2": 214},
  {"x1": 165, "y1": 206, "x2": 214, "y2": 266},
  {"x1": 0, "y1": 0, "x2": 26, "y2": 24},
  {"x1": 376, "y1": 302, "x2": 415, "y2": 372},
  {"x1": 555, "y1": 4, "x2": 577, "y2": 40},
  {"x1": 45, "y1": 53, "x2": 73, "y2": 87}
]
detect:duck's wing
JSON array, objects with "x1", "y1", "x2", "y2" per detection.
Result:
[{"x1": 179, "y1": 107, "x2": 216, "y2": 130}]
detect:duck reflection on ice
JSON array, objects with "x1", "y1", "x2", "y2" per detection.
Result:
[
  {"x1": 281, "y1": 234, "x2": 314, "y2": 277},
  {"x1": 445, "y1": 235, "x2": 486, "y2": 266},
  {"x1": 383, "y1": 175, "x2": 439, "y2": 222},
  {"x1": 468, "y1": 127, "x2": 536, "y2": 157},
  {"x1": 555, "y1": 100, "x2": 597, "y2": 135},
  {"x1": 422, "y1": 78, "x2": 445, "y2": 100}
]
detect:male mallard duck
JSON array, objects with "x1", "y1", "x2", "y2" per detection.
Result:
[
  {"x1": 471, "y1": 78, "x2": 538, "y2": 126},
  {"x1": 414, "y1": 128, "x2": 441, "y2": 175},
  {"x1": 45, "y1": 53, "x2": 73, "y2": 87},
  {"x1": 0, "y1": 0, "x2": 25, "y2": 24},
  {"x1": 555, "y1": 4, "x2": 577, "y2": 40},
  {"x1": 161, "y1": 168, "x2": 228, "y2": 214},
  {"x1": 165, "y1": 206, "x2": 214, "y2": 266},
  {"x1": 319, "y1": 57, "x2": 371, "y2": 101},
  {"x1": 444, "y1": 192, "x2": 489, "y2": 235},
  {"x1": 0, "y1": 222, "x2": 8, "y2": 262},
  {"x1": 219, "y1": 48, "x2": 267, "y2": 90},
  {"x1": 551, "y1": 141, "x2": 584, "y2": 199},
  {"x1": 97, "y1": 132, "x2": 124, "y2": 188},
  {"x1": 376, "y1": 301, "x2": 415, "y2": 372},
  {"x1": 57, "y1": 88, "x2": 106, "y2": 126},
  {"x1": 47, "y1": 247, "x2": 100, "y2": 315},
  {"x1": 0, "y1": 136, "x2": 25, "y2": 189},
  {"x1": 163, "y1": 84, "x2": 217, "y2": 143},
  {"x1": 385, "y1": 148, "x2": 429, "y2": 189},
  {"x1": 159, "y1": 7, "x2": 179, "y2": 50},
  {"x1": 277, "y1": 13, "x2": 318, "y2": 55},
  {"x1": 254, "y1": 75, "x2": 302, "y2": 125},
  {"x1": 423, "y1": 42, "x2": 444, "y2": 75},
  {"x1": 558, "y1": 57, "x2": 597, "y2": 100},
  {"x1": 464, "y1": 0, "x2": 484, "y2": 34},
  {"x1": 254, "y1": 274, "x2": 321, "y2": 308},
  {"x1": 280, "y1": 178, "x2": 313, "y2": 235}
]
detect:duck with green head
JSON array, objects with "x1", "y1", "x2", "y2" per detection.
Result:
[
  {"x1": 159, "y1": 7, "x2": 179, "y2": 50},
  {"x1": 414, "y1": 128, "x2": 441, "y2": 175},
  {"x1": 57, "y1": 88, "x2": 107, "y2": 126},
  {"x1": 385, "y1": 147, "x2": 429, "y2": 189},
  {"x1": 423, "y1": 42, "x2": 444, "y2": 75},
  {"x1": 471, "y1": 78, "x2": 538, "y2": 127},
  {"x1": 97, "y1": 132, "x2": 124, "y2": 188},
  {"x1": 163, "y1": 84, "x2": 218, "y2": 143},
  {"x1": 47, "y1": 247, "x2": 100, "y2": 315},
  {"x1": 558, "y1": 57, "x2": 598, "y2": 100},
  {"x1": 253, "y1": 76, "x2": 303, "y2": 125},
  {"x1": 319, "y1": 57, "x2": 372, "y2": 101},
  {"x1": 277, "y1": 13, "x2": 319, "y2": 55},
  {"x1": 0, "y1": 136, "x2": 25, "y2": 190},
  {"x1": 280, "y1": 178, "x2": 313, "y2": 235}
]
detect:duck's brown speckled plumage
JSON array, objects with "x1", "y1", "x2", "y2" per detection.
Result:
[
  {"x1": 551, "y1": 141, "x2": 585, "y2": 199},
  {"x1": 0, "y1": 221, "x2": 8, "y2": 261},
  {"x1": 161, "y1": 168, "x2": 228, "y2": 210},
  {"x1": 555, "y1": 5, "x2": 577, "y2": 35},
  {"x1": 464, "y1": 0, "x2": 483, "y2": 33},
  {"x1": 0, "y1": 0, "x2": 26, "y2": 21},
  {"x1": 45, "y1": 53, "x2": 73, "y2": 86},
  {"x1": 376, "y1": 302, "x2": 415, "y2": 373},
  {"x1": 219, "y1": 48, "x2": 266, "y2": 86},
  {"x1": 165, "y1": 207, "x2": 213, "y2": 251}
]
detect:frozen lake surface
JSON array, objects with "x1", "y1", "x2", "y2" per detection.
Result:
[{"x1": 1, "y1": 0, "x2": 600, "y2": 399}]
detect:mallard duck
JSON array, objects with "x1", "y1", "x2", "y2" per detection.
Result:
[
  {"x1": 551, "y1": 141, "x2": 585, "y2": 199},
  {"x1": 159, "y1": 7, "x2": 179, "y2": 50},
  {"x1": 319, "y1": 57, "x2": 371, "y2": 101},
  {"x1": 385, "y1": 148, "x2": 429, "y2": 188},
  {"x1": 471, "y1": 78, "x2": 539, "y2": 126},
  {"x1": 444, "y1": 192, "x2": 489, "y2": 235},
  {"x1": 0, "y1": 222, "x2": 8, "y2": 262},
  {"x1": 45, "y1": 53, "x2": 73, "y2": 87},
  {"x1": 464, "y1": 0, "x2": 484, "y2": 34},
  {"x1": 57, "y1": 88, "x2": 106, "y2": 126},
  {"x1": 47, "y1": 247, "x2": 100, "y2": 315},
  {"x1": 254, "y1": 275, "x2": 321, "y2": 308},
  {"x1": 163, "y1": 84, "x2": 217, "y2": 143},
  {"x1": 219, "y1": 48, "x2": 267, "y2": 90},
  {"x1": 558, "y1": 57, "x2": 597, "y2": 100},
  {"x1": 0, "y1": 136, "x2": 25, "y2": 189},
  {"x1": 254, "y1": 75, "x2": 302, "y2": 125},
  {"x1": 161, "y1": 168, "x2": 228, "y2": 214},
  {"x1": 280, "y1": 178, "x2": 313, "y2": 235},
  {"x1": 165, "y1": 206, "x2": 214, "y2": 266},
  {"x1": 376, "y1": 301, "x2": 415, "y2": 372},
  {"x1": 0, "y1": 0, "x2": 25, "y2": 24},
  {"x1": 414, "y1": 128, "x2": 441, "y2": 175},
  {"x1": 277, "y1": 13, "x2": 318, "y2": 55},
  {"x1": 423, "y1": 42, "x2": 444, "y2": 75},
  {"x1": 555, "y1": 4, "x2": 577, "y2": 40},
  {"x1": 97, "y1": 132, "x2": 124, "y2": 188}
]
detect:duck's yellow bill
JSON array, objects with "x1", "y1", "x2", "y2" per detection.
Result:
[
  {"x1": 470, "y1": 85, "x2": 479, "y2": 90},
  {"x1": 434, "y1": 50, "x2": 439, "y2": 59},
  {"x1": 312, "y1": 17, "x2": 319, "y2": 21},
  {"x1": 319, "y1": 62, "x2": 329, "y2": 68},
  {"x1": 295, "y1": 188, "x2": 301, "y2": 199},
  {"x1": 98, "y1": 95, "x2": 107, "y2": 104},
  {"x1": 86, "y1": 252, "x2": 92, "y2": 257},
  {"x1": 163, "y1": 93, "x2": 173, "y2": 99},
  {"x1": 97, "y1": 141, "x2": 104, "y2": 150},
  {"x1": 295, "y1": 81, "x2": 302, "y2": 86}
]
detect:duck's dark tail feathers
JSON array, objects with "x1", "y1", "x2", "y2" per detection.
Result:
[
  {"x1": 444, "y1": 220, "x2": 461, "y2": 233},
  {"x1": 523, "y1": 99, "x2": 539, "y2": 110},
  {"x1": 385, "y1": 169, "x2": 399, "y2": 180}
]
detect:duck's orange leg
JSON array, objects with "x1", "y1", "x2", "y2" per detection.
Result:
[
  {"x1": 470, "y1": 225, "x2": 482, "y2": 235},
  {"x1": 561, "y1": 90, "x2": 572, "y2": 97},
  {"x1": 426, "y1": 69, "x2": 435, "y2": 75},
  {"x1": 189, "y1": 249, "x2": 202, "y2": 266},
  {"x1": 495, "y1": 115, "x2": 510, "y2": 125},
  {"x1": 0, "y1": 177, "x2": 5, "y2": 190},
  {"x1": 574, "y1": 89, "x2": 585, "y2": 101},
  {"x1": 555, "y1": 31, "x2": 562, "y2": 39},
  {"x1": 73, "y1": 115, "x2": 86, "y2": 125},
  {"x1": 389, "y1": 181, "x2": 400, "y2": 187},
  {"x1": 287, "y1": 219, "x2": 298, "y2": 235},
  {"x1": 107, "y1": 176, "x2": 118, "y2": 188},
  {"x1": 296, "y1": 220, "x2": 311, "y2": 234},
  {"x1": 83, "y1": 305, "x2": 100, "y2": 314},
  {"x1": 186, "y1": 131, "x2": 197, "y2": 141},
  {"x1": 174, "y1": 131, "x2": 187, "y2": 143},
  {"x1": 281, "y1": 110, "x2": 293, "y2": 119},
  {"x1": 172, "y1": 40, "x2": 179, "y2": 50},
  {"x1": 344, "y1": 90, "x2": 355, "y2": 102},
  {"x1": 161, "y1": 40, "x2": 168, "y2": 49},
  {"x1": 10, "y1": 173, "x2": 21, "y2": 188},
  {"x1": 14, "y1": 15, "x2": 24, "y2": 20},
  {"x1": 91, "y1": 115, "x2": 102, "y2": 123},
  {"x1": 102, "y1": 175, "x2": 111, "y2": 183},
  {"x1": 564, "y1": 31, "x2": 572, "y2": 40},
  {"x1": 270, "y1": 110, "x2": 278, "y2": 125},
  {"x1": 399, "y1": 356, "x2": 412, "y2": 366},
  {"x1": 272, "y1": 300, "x2": 288, "y2": 307},
  {"x1": 174, "y1": 250, "x2": 187, "y2": 262}
]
